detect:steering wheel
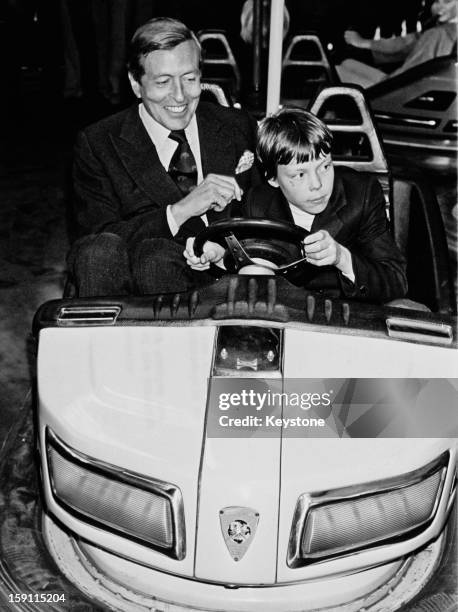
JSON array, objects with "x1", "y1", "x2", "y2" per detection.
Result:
[{"x1": 193, "y1": 218, "x2": 310, "y2": 275}]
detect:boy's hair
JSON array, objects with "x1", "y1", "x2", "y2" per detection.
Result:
[
  {"x1": 128, "y1": 17, "x2": 201, "y2": 83},
  {"x1": 257, "y1": 108, "x2": 333, "y2": 180}
]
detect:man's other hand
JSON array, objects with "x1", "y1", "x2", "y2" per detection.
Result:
[
  {"x1": 184, "y1": 237, "x2": 226, "y2": 271},
  {"x1": 171, "y1": 174, "x2": 243, "y2": 228}
]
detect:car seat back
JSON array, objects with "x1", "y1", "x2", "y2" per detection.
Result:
[
  {"x1": 392, "y1": 174, "x2": 455, "y2": 313},
  {"x1": 368, "y1": 55, "x2": 458, "y2": 142},
  {"x1": 200, "y1": 82, "x2": 231, "y2": 107},
  {"x1": 281, "y1": 33, "x2": 339, "y2": 106},
  {"x1": 198, "y1": 30, "x2": 241, "y2": 102},
  {"x1": 309, "y1": 85, "x2": 392, "y2": 220}
]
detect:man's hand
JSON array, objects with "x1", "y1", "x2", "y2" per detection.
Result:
[
  {"x1": 344, "y1": 30, "x2": 372, "y2": 50},
  {"x1": 303, "y1": 230, "x2": 346, "y2": 269},
  {"x1": 184, "y1": 237, "x2": 226, "y2": 271},
  {"x1": 171, "y1": 174, "x2": 243, "y2": 228}
]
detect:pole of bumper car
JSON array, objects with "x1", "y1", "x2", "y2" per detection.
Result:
[
  {"x1": 266, "y1": 0, "x2": 284, "y2": 115},
  {"x1": 253, "y1": 0, "x2": 262, "y2": 96},
  {"x1": 247, "y1": 0, "x2": 264, "y2": 111}
]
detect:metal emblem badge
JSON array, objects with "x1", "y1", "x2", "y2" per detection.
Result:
[{"x1": 219, "y1": 506, "x2": 259, "y2": 561}]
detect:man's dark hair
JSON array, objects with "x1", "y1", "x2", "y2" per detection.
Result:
[
  {"x1": 128, "y1": 17, "x2": 201, "y2": 83},
  {"x1": 257, "y1": 108, "x2": 333, "y2": 180}
]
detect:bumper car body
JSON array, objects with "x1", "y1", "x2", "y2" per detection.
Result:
[{"x1": 30, "y1": 276, "x2": 458, "y2": 611}]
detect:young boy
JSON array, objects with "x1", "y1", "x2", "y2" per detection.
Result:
[{"x1": 184, "y1": 108, "x2": 407, "y2": 303}]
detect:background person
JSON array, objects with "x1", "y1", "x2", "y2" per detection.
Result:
[{"x1": 337, "y1": 0, "x2": 458, "y2": 87}]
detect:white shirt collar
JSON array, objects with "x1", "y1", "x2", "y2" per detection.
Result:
[
  {"x1": 289, "y1": 202, "x2": 315, "y2": 231},
  {"x1": 139, "y1": 102, "x2": 171, "y2": 150},
  {"x1": 139, "y1": 103, "x2": 199, "y2": 150}
]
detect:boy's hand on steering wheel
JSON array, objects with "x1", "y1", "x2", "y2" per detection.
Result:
[
  {"x1": 303, "y1": 230, "x2": 341, "y2": 266},
  {"x1": 303, "y1": 230, "x2": 353, "y2": 277},
  {"x1": 184, "y1": 237, "x2": 226, "y2": 271}
]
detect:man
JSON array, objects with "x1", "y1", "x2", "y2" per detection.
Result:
[
  {"x1": 185, "y1": 108, "x2": 407, "y2": 303},
  {"x1": 337, "y1": 0, "x2": 457, "y2": 88},
  {"x1": 68, "y1": 17, "x2": 260, "y2": 296}
]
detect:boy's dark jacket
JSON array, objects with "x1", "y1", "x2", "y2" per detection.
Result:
[{"x1": 242, "y1": 167, "x2": 407, "y2": 303}]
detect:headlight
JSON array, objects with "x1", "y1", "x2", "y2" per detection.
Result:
[
  {"x1": 288, "y1": 452, "x2": 448, "y2": 567},
  {"x1": 45, "y1": 429, "x2": 185, "y2": 560}
]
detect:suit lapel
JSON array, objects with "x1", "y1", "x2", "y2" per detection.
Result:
[
  {"x1": 197, "y1": 104, "x2": 234, "y2": 178},
  {"x1": 268, "y1": 188, "x2": 295, "y2": 223},
  {"x1": 111, "y1": 104, "x2": 182, "y2": 207},
  {"x1": 197, "y1": 105, "x2": 238, "y2": 224},
  {"x1": 248, "y1": 184, "x2": 296, "y2": 223},
  {"x1": 311, "y1": 171, "x2": 346, "y2": 236}
]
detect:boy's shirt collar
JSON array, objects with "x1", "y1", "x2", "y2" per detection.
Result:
[{"x1": 288, "y1": 202, "x2": 315, "y2": 231}]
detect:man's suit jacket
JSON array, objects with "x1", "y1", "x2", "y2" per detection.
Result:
[
  {"x1": 73, "y1": 101, "x2": 260, "y2": 246},
  {"x1": 244, "y1": 167, "x2": 407, "y2": 303}
]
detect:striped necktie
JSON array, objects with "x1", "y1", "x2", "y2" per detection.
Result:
[
  {"x1": 168, "y1": 129, "x2": 205, "y2": 240},
  {"x1": 168, "y1": 130, "x2": 198, "y2": 195}
]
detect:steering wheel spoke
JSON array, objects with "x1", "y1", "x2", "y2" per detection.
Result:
[
  {"x1": 275, "y1": 255, "x2": 310, "y2": 274},
  {"x1": 224, "y1": 233, "x2": 255, "y2": 270}
]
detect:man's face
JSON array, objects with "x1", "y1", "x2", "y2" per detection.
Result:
[
  {"x1": 270, "y1": 155, "x2": 334, "y2": 215},
  {"x1": 431, "y1": 0, "x2": 458, "y2": 23},
  {"x1": 129, "y1": 40, "x2": 201, "y2": 130}
]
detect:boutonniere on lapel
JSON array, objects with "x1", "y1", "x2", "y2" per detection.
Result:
[{"x1": 235, "y1": 150, "x2": 255, "y2": 174}]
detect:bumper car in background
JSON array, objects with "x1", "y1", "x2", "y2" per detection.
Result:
[{"x1": 368, "y1": 54, "x2": 457, "y2": 175}]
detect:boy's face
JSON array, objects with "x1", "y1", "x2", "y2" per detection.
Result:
[{"x1": 269, "y1": 154, "x2": 334, "y2": 215}]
